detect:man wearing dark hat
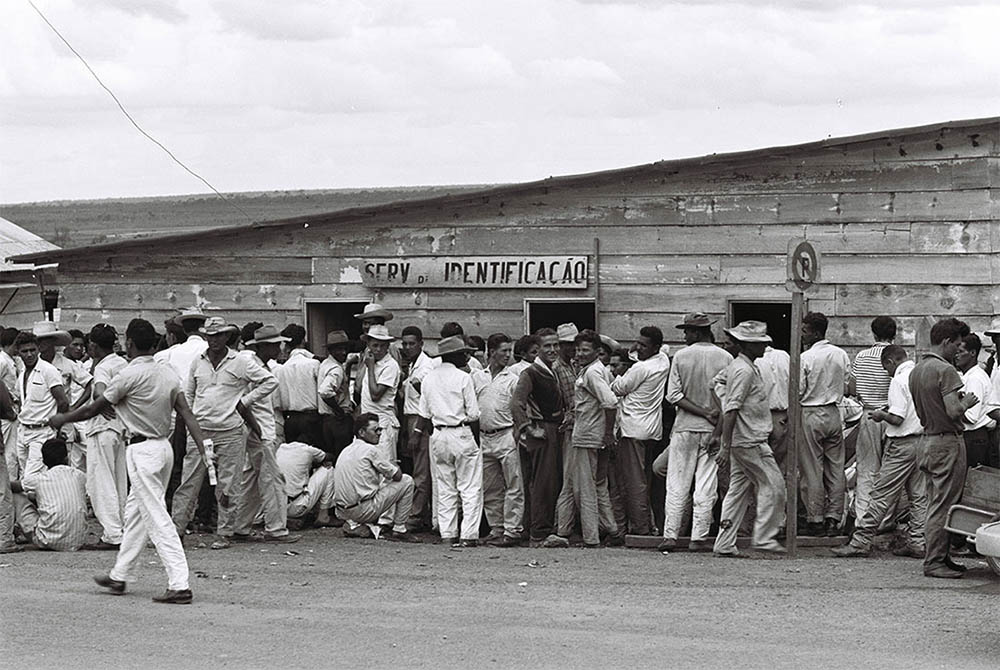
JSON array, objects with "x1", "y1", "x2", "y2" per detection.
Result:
[
  {"x1": 232, "y1": 325, "x2": 300, "y2": 545},
  {"x1": 411, "y1": 335, "x2": 482, "y2": 546},
  {"x1": 712, "y1": 321, "x2": 786, "y2": 557},
  {"x1": 660, "y1": 312, "x2": 732, "y2": 552},
  {"x1": 170, "y1": 317, "x2": 279, "y2": 549},
  {"x1": 318, "y1": 330, "x2": 354, "y2": 463}
]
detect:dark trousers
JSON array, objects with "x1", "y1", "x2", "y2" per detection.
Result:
[
  {"x1": 963, "y1": 427, "x2": 992, "y2": 469},
  {"x1": 918, "y1": 433, "x2": 966, "y2": 572},
  {"x1": 614, "y1": 437, "x2": 653, "y2": 535},
  {"x1": 401, "y1": 414, "x2": 432, "y2": 528},
  {"x1": 645, "y1": 440, "x2": 666, "y2": 534},
  {"x1": 321, "y1": 413, "x2": 353, "y2": 462},
  {"x1": 284, "y1": 411, "x2": 323, "y2": 448},
  {"x1": 519, "y1": 422, "x2": 562, "y2": 542}
]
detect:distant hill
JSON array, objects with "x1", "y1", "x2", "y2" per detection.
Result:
[{"x1": 0, "y1": 185, "x2": 492, "y2": 249}]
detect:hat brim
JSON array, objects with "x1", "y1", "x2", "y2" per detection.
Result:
[
  {"x1": 985, "y1": 330, "x2": 1000, "y2": 336},
  {"x1": 174, "y1": 313, "x2": 208, "y2": 327},
  {"x1": 366, "y1": 333, "x2": 395, "y2": 341},
  {"x1": 36, "y1": 331, "x2": 72, "y2": 346},
  {"x1": 433, "y1": 346, "x2": 476, "y2": 357},
  {"x1": 326, "y1": 339, "x2": 350, "y2": 347},
  {"x1": 248, "y1": 335, "x2": 290, "y2": 345},
  {"x1": 199, "y1": 326, "x2": 239, "y2": 336},
  {"x1": 354, "y1": 310, "x2": 394, "y2": 322},
  {"x1": 676, "y1": 321, "x2": 716, "y2": 329},
  {"x1": 723, "y1": 327, "x2": 772, "y2": 343}
]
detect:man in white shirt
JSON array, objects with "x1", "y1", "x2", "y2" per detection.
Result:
[
  {"x1": 472, "y1": 333, "x2": 524, "y2": 547},
  {"x1": 35, "y1": 321, "x2": 92, "y2": 473},
  {"x1": 277, "y1": 441, "x2": 335, "y2": 527},
  {"x1": 833, "y1": 345, "x2": 928, "y2": 558},
  {"x1": 358, "y1": 324, "x2": 401, "y2": 462},
  {"x1": 411, "y1": 335, "x2": 482, "y2": 546},
  {"x1": 955, "y1": 334, "x2": 997, "y2": 469},
  {"x1": 757, "y1": 345, "x2": 790, "y2": 469},
  {"x1": 610, "y1": 326, "x2": 670, "y2": 537},
  {"x1": 277, "y1": 324, "x2": 322, "y2": 447},
  {"x1": 83, "y1": 324, "x2": 129, "y2": 549},
  {"x1": 11, "y1": 437, "x2": 88, "y2": 551},
  {"x1": 14, "y1": 332, "x2": 70, "y2": 489},
  {"x1": 334, "y1": 413, "x2": 418, "y2": 542},
  {"x1": 232, "y1": 325, "x2": 299, "y2": 545},
  {"x1": 799, "y1": 311, "x2": 851, "y2": 537},
  {"x1": 397, "y1": 326, "x2": 436, "y2": 532},
  {"x1": 660, "y1": 313, "x2": 732, "y2": 552},
  {"x1": 318, "y1": 330, "x2": 354, "y2": 462}
]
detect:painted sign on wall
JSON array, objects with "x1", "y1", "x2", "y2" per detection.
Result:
[{"x1": 348, "y1": 256, "x2": 589, "y2": 288}]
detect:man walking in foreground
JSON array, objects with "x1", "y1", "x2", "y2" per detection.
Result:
[{"x1": 51, "y1": 318, "x2": 212, "y2": 604}]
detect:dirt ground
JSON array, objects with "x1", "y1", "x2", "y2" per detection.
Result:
[{"x1": 3, "y1": 528, "x2": 999, "y2": 669}]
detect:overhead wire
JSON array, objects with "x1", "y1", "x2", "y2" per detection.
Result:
[{"x1": 25, "y1": 0, "x2": 256, "y2": 223}]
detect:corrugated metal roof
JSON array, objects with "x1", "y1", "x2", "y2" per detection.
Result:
[{"x1": 0, "y1": 215, "x2": 60, "y2": 272}]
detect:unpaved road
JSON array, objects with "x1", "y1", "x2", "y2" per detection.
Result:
[{"x1": 3, "y1": 529, "x2": 999, "y2": 669}]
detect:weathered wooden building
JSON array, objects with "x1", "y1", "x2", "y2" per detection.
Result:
[
  {"x1": 0, "y1": 216, "x2": 60, "y2": 328},
  {"x1": 10, "y1": 117, "x2": 1000, "y2": 355}
]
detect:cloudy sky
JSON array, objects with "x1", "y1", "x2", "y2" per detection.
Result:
[{"x1": 2, "y1": 0, "x2": 997, "y2": 203}]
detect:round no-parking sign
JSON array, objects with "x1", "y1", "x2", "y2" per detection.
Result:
[{"x1": 786, "y1": 238, "x2": 820, "y2": 292}]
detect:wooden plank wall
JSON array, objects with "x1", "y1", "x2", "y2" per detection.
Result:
[{"x1": 47, "y1": 121, "x2": 1000, "y2": 356}]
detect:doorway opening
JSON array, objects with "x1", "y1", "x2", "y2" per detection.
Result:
[
  {"x1": 525, "y1": 299, "x2": 596, "y2": 335},
  {"x1": 304, "y1": 301, "x2": 368, "y2": 356},
  {"x1": 729, "y1": 301, "x2": 792, "y2": 352}
]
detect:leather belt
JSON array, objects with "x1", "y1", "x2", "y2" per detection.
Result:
[
  {"x1": 129, "y1": 434, "x2": 153, "y2": 445},
  {"x1": 434, "y1": 422, "x2": 471, "y2": 430},
  {"x1": 481, "y1": 426, "x2": 513, "y2": 435},
  {"x1": 20, "y1": 422, "x2": 50, "y2": 429}
]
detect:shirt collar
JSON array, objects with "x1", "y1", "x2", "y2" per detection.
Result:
[
  {"x1": 533, "y1": 357, "x2": 554, "y2": 377},
  {"x1": 809, "y1": 339, "x2": 830, "y2": 350},
  {"x1": 894, "y1": 360, "x2": 915, "y2": 377},
  {"x1": 289, "y1": 348, "x2": 312, "y2": 359},
  {"x1": 201, "y1": 347, "x2": 236, "y2": 362}
]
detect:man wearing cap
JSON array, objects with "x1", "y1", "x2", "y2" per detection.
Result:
[
  {"x1": 50, "y1": 318, "x2": 212, "y2": 604},
  {"x1": 358, "y1": 324, "x2": 402, "y2": 463},
  {"x1": 14, "y1": 331, "x2": 70, "y2": 490},
  {"x1": 550, "y1": 323, "x2": 580, "y2": 532},
  {"x1": 34, "y1": 321, "x2": 93, "y2": 472},
  {"x1": 512, "y1": 328, "x2": 565, "y2": 545},
  {"x1": 713, "y1": 321, "x2": 786, "y2": 557},
  {"x1": 82, "y1": 324, "x2": 128, "y2": 549},
  {"x1": 610, "y1": 326, "x2": 670, "y2": 537},
  {"x1": 334, "y1": 413, "x2": 418, "y2": 542},
  {"x1": 318, "y1": 330, "x2": 354, "y2": 463},
  {"x1": 472, "y1": 333, "x2": 525, "y2": 547},
  {"x1": 411, "y1": 335, "x2": 482, "y2": 546},
  {"x1": 171, "y1": 317, "x2": 279, "y2": 549},
  {"x1": 397, "y1": 326, "x2": 436, "y2": 532},
  {"x1": 660, "y1": 313, "x2": 732, "y2": 552},
  {"x1": 799, "y1": 312, "x2": 851, "y2": 537},
  {"x1": 231, "y1": 325, "x2": 299, "y2": 545},
  {"x1": 276, "y1": 324, "x2": 322, "y2": 448}
]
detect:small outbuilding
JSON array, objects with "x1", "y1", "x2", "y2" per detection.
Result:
[{"x1": 10, "y1": 117, "x2": 999, "y2": 354}]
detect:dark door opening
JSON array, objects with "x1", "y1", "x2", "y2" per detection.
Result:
[
  {"x1": 730, "y1": 301, "x2": 792, "y2": 352},
  {"x1": 305, "y1": 301, "x2": 368, "y2": 356},
  {"x1": 526, "y1": 300, "x2": 596, "y2": 335}
]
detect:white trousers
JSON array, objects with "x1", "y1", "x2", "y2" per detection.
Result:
[
  {"x1": 110, "y1": 438, "x2": 190, "y2": 591},
  {"x1": 234, "y1": 433, "x2": 289, "y2": 537},
  {"x1": 2, "y1": 419, "x2": 17, "y2": 480},
  {"x1": 430, "y1": 426, "x2": 483, "y2": 541},
  {"x1": 481, "y1": 429, "x2": 525, "y2": 537},
  {"x1": 287, "y1": 466, "x2": 336, "y2": 518},
  {"x1": 663, "y1": 431, "x2": 718, "y2": 541},
  {"x1": 17, "y1": 424, "x2": 56, "y2": 492},
  {"x1": 86, "y1": 430, "x2": 127, "y2": 544}
]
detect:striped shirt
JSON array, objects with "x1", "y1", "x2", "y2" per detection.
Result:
[
  {"x1": 32, "y1": 465, "x2": 88, "y2": 551},
  {"x1": 852, "y1": 343, "x2": 891, "y2": 409},
  {"x1": 553, "y1": 358, "x2": 578, "y2": 428}
]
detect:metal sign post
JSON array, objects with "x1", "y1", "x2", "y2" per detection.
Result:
[{"x1": 785, "y1": 239, "x2": 821, "y2": 557}]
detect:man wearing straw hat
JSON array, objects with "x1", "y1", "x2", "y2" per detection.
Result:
[
  {"x1": 412, "y1": 334, "x2": 482, "y2": 546},
  {"x1": 712, "y1": 321, "x2": 786, "y2": 557},
  {"x1": 232, "y1": 325, "x2": 300, "y2": 545},
  {"x1": 357, "y1": 324, "x2": 401, "y2": 463},
  {"x1": 34, "y1": 321, "x2": 93, "y2": 473},
  {"x1": 318, "y1": 330, "x2": 354, "y2": 462},
  {"x1": 170, "y1": 317, "x2": 279, "y2": 549}
]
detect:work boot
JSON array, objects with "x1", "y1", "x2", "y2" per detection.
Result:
[
  {"x1": 656, "y1": 538, "x2": 677, "y2": 552},
  {"x1": 93, "y1": 574, "x2": 126, "y2": 595},
  {"x1": 924, "y1": 566, "x2": 963, "y2": 579},
  {"x1": 830, "y1": 543, "x2": 871, "y2": 557},
  {"x1": 824, "y1": 518, "x2": 841, "y2": 537},
  {"x1": 152, "y1": 589, "x2": 193, "y2": 604}
]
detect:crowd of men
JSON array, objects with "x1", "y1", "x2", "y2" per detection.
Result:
[{"x1": 1, "y1": 303, "x2": 997, "y2": 605}]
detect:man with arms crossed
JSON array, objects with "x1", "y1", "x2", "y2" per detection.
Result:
[{"x1": 51, "y1": 318, "x2": 211, "y2": 603}]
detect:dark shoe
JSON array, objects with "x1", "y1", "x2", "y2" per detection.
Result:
[
  {"x1": 262, "y1": 533, "x2": 301, "y2": 544},
  {"x1": 831, "y1": 543, "x2": 871, "y2": 557},
  {"x1": 803, "y1": 522, "x2": 825, "y2": 537},
  {"x1": 541, "y1": 534, "x2": 570, "y2": 548},
  {"x1": 342, "y1": 525, "x2": 373, "y2": 539},
  {"x1": 892, "y1": 545, "x2": 924, "y2": 559},
  {"x1": 94, "y1": 574, "x2": 126, "y2": 595},
  {"x1": 152, "y1": 589, "x2": 193, "y2": 604},
  {"x1": 824, "y1": 518, "x2": 841, "y2": 537},
  {"x1": 487, "y1": 534, "x2": 521, "y2": 548},
  {"x1": 384, "y1": 529, "x2": 421, "y2": 543},
  {"x1": 406, "y1": 522, "x2": 432, "y2": 534},
  {"x1": 924, "y1": 566, "x2": 963, "y2": 580},
  {"x1": 0, "y1": 544, "x2": 25, "y2": 554},
  {"x1": 458, "y1": 539, "x2": 478, "y2": 548},
  {"x1": 230, "y1": 533, "x2": 254, "y2": 543},
  {"x1": 604, "y1": 533, "x2": 625, "y2": 547},
  {"x1": 656, "y1": 538, "x2": 677, "y2": 552},
  {"x1": 945, "y1": 557, "x2": 968, "y2": 573},
  {"x1": 687, "y1": 540, "x2": 713, "y2": 553},
  {"x1": 713, "y1": 550, "x2": 747, "y2": 558},
  {"x1": 84, "y1": 540, "x2": 120, "y2": 551}
]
